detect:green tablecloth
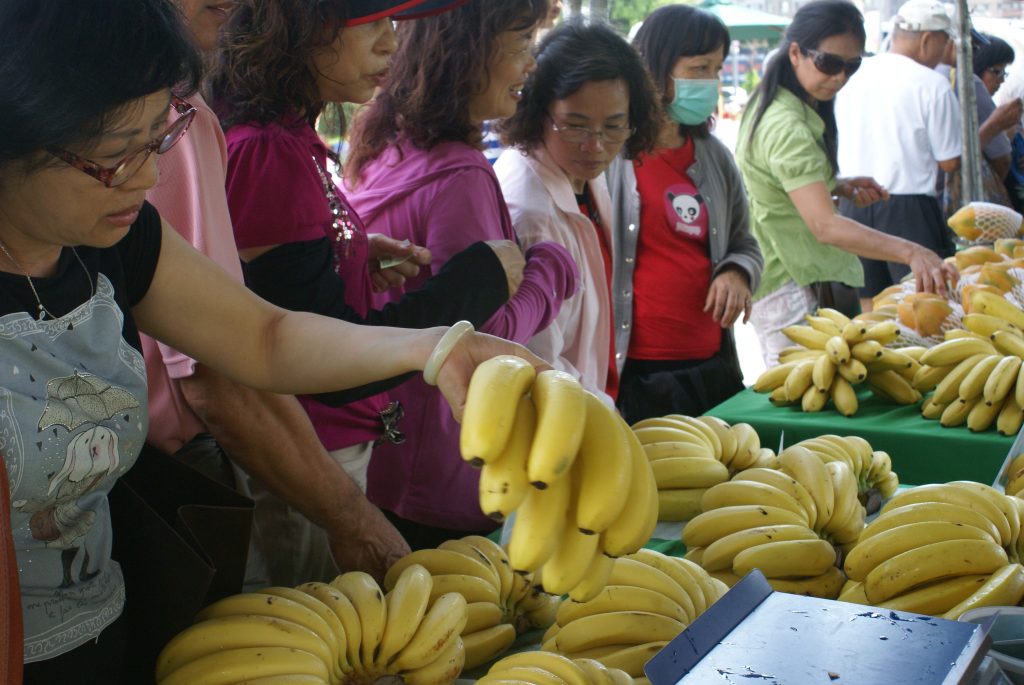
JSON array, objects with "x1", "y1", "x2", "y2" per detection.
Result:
[{"x1": 708, "y1": 388, "x2": 1015, "y2": 486}]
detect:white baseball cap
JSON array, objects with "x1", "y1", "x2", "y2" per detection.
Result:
[{"x1": 893, "y1": 0, "x2": 953, "y2": 34}]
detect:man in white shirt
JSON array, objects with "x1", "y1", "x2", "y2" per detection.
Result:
[{"x1": 835, "y1": 0, "x2": 961, "y2": 305}]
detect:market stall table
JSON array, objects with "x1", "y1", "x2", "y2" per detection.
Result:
[{"x1": 708, "y1": 387, "x2": 1015, "y2": 485}]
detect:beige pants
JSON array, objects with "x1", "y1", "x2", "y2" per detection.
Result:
[{"x1": 749, "y1": 280, "x2": 817, "y2": 368}]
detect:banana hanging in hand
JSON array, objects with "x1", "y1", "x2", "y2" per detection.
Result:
[{"x1": 460, "y1": 355, "x2": 536, "y2": 466}]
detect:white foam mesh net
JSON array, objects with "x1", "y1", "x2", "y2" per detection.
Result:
[{"x1": 958, "y1": 202, "x2": 1024, "y2": 243}]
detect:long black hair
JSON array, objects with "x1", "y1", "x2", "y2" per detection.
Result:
[
  {"x1": 0, "y1": 0, "x2": 202, "y2": 172},
  {"x1": 632, "y1": 4, "x2": 730, "y2": 140},
  {"x1": 974, "y1": 34, "x2": 1015, "y2": 77},
  {"x1": 744, "y1": 0, "x2": 865, "y2": 175},
  {"x1": 499, "y1": 18, "x2": 660, "y2": 159}
]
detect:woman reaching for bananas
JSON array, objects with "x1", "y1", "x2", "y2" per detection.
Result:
[
  {"x1": 0, "y1": 1, "x2": 543, "y2": 681},
  {"x1": 735, "y1": 0, "x2": 958, "y2": 366}
]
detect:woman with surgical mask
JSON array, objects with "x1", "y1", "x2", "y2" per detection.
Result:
[{"x1": 606, "y1": 5, "x2": 763, "y2": 422}]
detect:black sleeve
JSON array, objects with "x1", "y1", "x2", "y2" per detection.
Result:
[
  {"x1": 118, "y1": 201, "x2": 163, "y2": 307},
  {"x1": 241, "y1": 238, "x2": 509, "y2": 407}
]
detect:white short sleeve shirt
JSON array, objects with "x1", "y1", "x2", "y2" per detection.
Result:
[{"x1": 835, "y1": 52, "x2": 962, "y2": 195}]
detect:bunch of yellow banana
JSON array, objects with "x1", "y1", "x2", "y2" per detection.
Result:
[
  {"x1": 681, "y1": 445, "x2": 865, "y2": 599},
  {"x1": 914, "y1": 309, "x2": 1024, "y2": 433},
  {"x1": 540, "y1": 550, "x2": 726, "y2": 681},
  {"x1": 477, "y1": 651, "x2": 635, "y2": 685},
  {"x1": 460, "y1": 357, "x2": 659, "y2": 601},
  {"x1": 1005, "y1": 453, "x2": 1024, "y2": 497},
  {"x1": 383, "y1": 535, "x2": 560, "y2": 671},
  {"x1": 789, "y1": 435, "x2": 899, "y2": 507},
  {"x1": 630, "y1": 414, "x2": 775, "y2": 521},
  {"x1": 155, "y1": 565, "x2": 469, "y2": 685},
  {"x1": 838, "y1": 481, "x2": 1024, "y2": 618},
  {"x1": 753, "y1": 308, "x2": 923, "y2": 415}
]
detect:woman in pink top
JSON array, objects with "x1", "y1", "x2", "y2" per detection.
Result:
[
  {"x1": 345, "y1": 0, "x2": 579, "y2": 547},
  {"x1": 206, "y1": 0, "x2": 527, "y2": 544}
]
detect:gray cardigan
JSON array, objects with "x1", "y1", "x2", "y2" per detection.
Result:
[{"x1": 606, "y1": 134, "x2": 764, "y2": 376}]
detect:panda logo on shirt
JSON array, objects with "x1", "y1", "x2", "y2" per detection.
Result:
[{"x1": 666, "y1": 189, "x2": 704, "y2": 238}]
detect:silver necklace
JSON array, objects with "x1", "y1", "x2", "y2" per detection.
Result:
[{"x1": 0, "y1": 237, "x2": 94, "y2": 321}]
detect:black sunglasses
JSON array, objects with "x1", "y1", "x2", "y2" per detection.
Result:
[{"x1": 800, "y1": 46, "x2": 863, "y2": 77}]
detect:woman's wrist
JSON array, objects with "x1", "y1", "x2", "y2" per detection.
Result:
[{"x1": 423, "y1": 321, "x2": 474, "y2": 385}]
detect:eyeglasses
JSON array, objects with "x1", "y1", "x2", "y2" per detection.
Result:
[
  {"x1": 49, "y1": 96, "x2": 196, "y2": 187},
  {"x1": 800, "y1": 47, "x2": 863, "y2": 77},
  {"x1": 549, "y1": 118, "x2": 635, "y2": 146},
  {"x1": 986, "y1": 66, "x2": 1008, "y2": 79}
]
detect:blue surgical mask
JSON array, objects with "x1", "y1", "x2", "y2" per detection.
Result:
[{"x1": 666, "y1": 78, "x2": 720, "y2": 125}]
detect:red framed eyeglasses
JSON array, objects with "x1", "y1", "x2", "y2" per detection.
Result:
[{"x1": 48, "y1": 96, "x2": 196, "y2": 187}]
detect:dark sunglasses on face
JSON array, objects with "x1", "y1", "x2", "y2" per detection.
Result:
[{"x1": 800, "y1": 46, "x2": 863, "y2": 77}]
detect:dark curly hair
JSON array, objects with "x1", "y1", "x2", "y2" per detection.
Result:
[
  {"x1": 632, "y1": 4, "x2": 729, "y2": 140},
  {"x1": 205, "y1": 0, "x2": 350, "y2": 132},
  {"x1": 345, "y1": 0, "x2": 547, "y2": 183},
  {"x1": 0, "y1": 0, "x2": 201, "y2": 172},
  {"x1": 498, "y1": 18, "x2": 659, "y2": 160}
]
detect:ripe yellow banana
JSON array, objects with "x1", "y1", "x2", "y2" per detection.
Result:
[
  {"x1": 524, "y1": 594, "x2": 561, "y2": 633},
  {"x1": 822, "y1": 460, "x2": 863, "y2": 544},
  {"x1": 257, "y1": 587, "x2": 345, "y2": 677},
  {"x1": 766, "y1": 566, "x2": 844, "y2": 599},
  {"x1": 606, "y1": 557, "x2": 693, "y2": 611},
  {"x1": 864, "y1": 321, "x2": 901, "y2": 344},
  {"x1": 958, "y1": 354, "x2": 1004, "y2": 401},
  {"x1": 651, "y1": 457, "x2": 729, "y2": 490},
  {"x1": 701, "y1": 524, "x2": 818, "y2": 572},
  {"x1": 682, "y1": 504, "x2": 808, "y2": 549},
  {"x1": 728, "y1": 423, "x2": 760, "y2": 470},
  {"x1": 542, "y1": 492, "x2": 602, "y2": 595},
  {"x1": 656, "y1": 488, "x2": 707, "y2": 522},
  {"x1": 696, "y1": 415, "x2": 738, "y2": 464},
  {"x1": 554, "y1": 611, "x2": 684, "y2": 655},
  {"x1": 331, "y1": 572, "x2": 387, "y2": 668},
  {"x1": 627, "y1": 548, "x2": 706, "y2": 620},
  {"x1": 779, "y1": 348, "x2": 827, "y2": 363},
  {"x1": 844, "y1": 520, "x2": 996, "y2": 582},
  {"x1": 700, "y1": 480, "x2": 809, "y2": 525},
  {"x1": 782, "y1": 325, "x2": 832, "y2": 349},
  {"x1": 836, "y1": 358, "x2": 868, "y2": 384},
  {"x1": 600, "y1": 426, "x2": 658, "y2": 557},
  {"x1": 864, "y1": 538, "x2": 1008, "y2": 604},
  {"x1": 993, "y1": 330, "x2": 1024, "y2": 358},
  {"x1": 464, "y1": 601, "x2": 504, "y2": 634},
  {"x1": 779, "y1": 445, "x2": 835, "y2": 532},
  {"x1": 574, "y1": 657, "x2": 620, "y2": 685},
  {"x1": 461, "y1": 623, "x2": 518, "y2": 671},
  {"x1": 1016, "y1": 361, "x2": 1024, "y2": 407},
  {"x1": 851, "y1": 340, "x2": 885, "y2": 363},
  {"x1": 490, "y1": 652, "x2": 589, "y2": 685},
  {"x1": 428, "y1": 574, "x2": 501, "y2": 605},
  {"x1": 297, "y1": 581, "x2": 359, "y2": 672},
  {"x1": 460, "y1": 355, "x2": 536, "y2": 465},
  {"x1": 825, "y1": 336, "x2": 851, "y2": 365},
  {"x1": 461, "y1": 535, "x2": 514, "y2": 608},
  {"x1": 555, "y1": 584, "x2": 691, "y2": 627},
  {"x1": 801, "y1": 385, "x2": 828, "y2": 412},
  {"x1": 437, "y1": 538, "x2": 501, "y2": 588},
  {"x1": 508, "y1": 467, "x2": 571, "y2": 573},
  {"x1": 389, "y1": 592, "x2": 468, "y2": 671},
  {"x1": 799, "y1": 436, "x2": 854, "y2": 470},
  {"x1": 942, "y1": 397, "x2": 980, "y2": 427},
  {"x1": 921, "y1": 397, "x2": 947, "y2": 419},
  {"x1": 964, "y1": 313, "x2": 1024, "y2": 338},
  {"x1": 998, "y1": 395, "x2": 1024, "y2": 436},
  {"x1": 385, "y1": 549, "x2": 495, "y2": 591},
  {"x1": 732, "y1": 538, "x2": 837, "y2": 578},
  {"x1": 944, "y1": 563, "x2": 1024, "y2": 620},
  {"x1": 860, "y1": 501, "x2": 1001, "y2": 545},
  {"x1": 921, "y1": 337, "x2": 997, "y2": 367},
  {"x1": 478, "y1": 395, "x2": 534, "y2": 521},
  {"x1": 881, "y1": 483, "x2": 1012, "y2": 546},
  {"x1": 753, "y1": 362, "x2": 799, "y2": 393},
  {"x1": 672, "y1": 557, "x2": 717, "y2": 615},
  {"x1": 159, "y1": 646, "x2": 331, "y2": 685},
  {"x1": 155, "y1": 615, "x2": 333, "y2": 684},
  {"x1": 784, "y1": 360, "x2": 816, "y2": 402},
  {"x1": 377, "y1": 564, "x2": 433, "y2": 667},
  {"x1": 818, "y1": 307, "x2": 852, "y2": 328},
  {"x1": 663, "y1": 414, "x2": 723, "y2": 458},
  {"x1": 867, "y1": 370, "x2": 921, "y2": 405},
  {"x1": 830, "y1": 375, "x2": 859, "y2": 416},
  {"x1": 949, "y1": 480, "x2": 1020, "y2": 546},
  {"x1": 912, "y1": 363, "x2": 953, "y2": 392},
  {"x1": 642, "y1": 440, "x2": 715, "y2": 461},
  {"x1": 576, "y1": 393, "x2": 632, "y2": 534},
  {"x1": 733, "y1": 468, "x2": 818, "y2": 525},
  {"x1": 985, "y1": 356, "x2": 1023, "y2": 406},
  {"x1": 877, "y1": 574, "x2": 988, "y2": 615},
  {"x1": 580, "y1": 641, "x2": 667, "y2": 678},
  {"x1": 842, "y1": 320, "x2": 869, "y2": 343},
  {"x1": 527, "y1": 370, "x2": 586, "y2": 487},
  {"x1": 968, "y1": 396, "x2": 1004, "y2": 432},
  {"x1": 568, "y1": 549, "x2": 615, "y2": 603},
  {"x1": 484, "y1": 664, "x2": 575, "y2": 685},
  {"x1": 806, "y1": 314, "x2": 843, "y2": 336},
  {"x1": 399, "y1": 635, "x2": 465, "y2": 685},
  {"x1": 931, "y1": 353, "x2": 989, "y2": 404},
  {"x1": 632, "y1": 418, "x2": 714, "y2": 452}
]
